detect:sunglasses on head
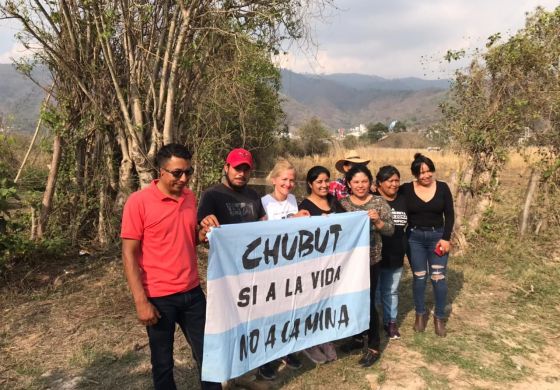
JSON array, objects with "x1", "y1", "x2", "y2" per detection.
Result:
[{"x1": 161, "y1": 166, "x2": 195, "y2": 179}]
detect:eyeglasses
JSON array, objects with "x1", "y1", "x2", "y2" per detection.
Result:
[{"x1": 161, "y1": 166, "x2": 195, "y2": 179}]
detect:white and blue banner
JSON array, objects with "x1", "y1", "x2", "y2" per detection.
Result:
[{"x1": 201, "y1": 211, "x2": 371, "y2": 382}]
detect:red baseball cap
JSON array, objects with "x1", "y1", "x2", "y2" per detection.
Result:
[{"x1": 226, "y1": 148, "x2": 254, "y2": 169}]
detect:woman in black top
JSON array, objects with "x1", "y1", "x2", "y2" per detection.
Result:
[
  {"x1": 297, "y1": 165, "x2": 345, "y2": 364},
  {"x1": 401, "y1": 153, "x2": 454, "y2": 337},
  {"x1": 374, "y1": 165, "x2": 408, "y2": 340},
  {"x1": 299, "y1": 165, "x2": 345, "y2": 215}
]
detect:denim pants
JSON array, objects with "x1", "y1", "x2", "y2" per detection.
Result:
[
  {"x1": 407, "y1": 227, "x2": 448, "y2": 319},
  {"x1": 379, "y1": 266, "x2": 403, "y2": 325},
  {"x1": 147, "y1": 286, "x2": 221, "y2": 390}
]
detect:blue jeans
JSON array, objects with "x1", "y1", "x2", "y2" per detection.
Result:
[
  {"x1": 147, "y1": 286, "x2": 221, "y2": 390},
  {"x1": 379, "y1": 266, "x2": 403, "y2": 324},
  {"x1": 407, "y1": 227, "x2": 448, "y2": 319}
]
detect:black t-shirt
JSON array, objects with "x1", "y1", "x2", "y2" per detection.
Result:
[
  {"x1": 197, "y1": 183, "x2": 266, "y2": 224},
  {"x1": 374, "y1": 192, "x2": 407, "y2": 268},
  {"x1": 298, "y1": 194, "x2": 346, "y2": 216},
  {"x1": 400, "y1": 181, "x2": 454, "y2": 240}
]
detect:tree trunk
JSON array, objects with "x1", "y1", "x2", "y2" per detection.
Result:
[
  {"x1": 116, "y1": 129, "x2": 136, "y2": 208},
  {"x1": 468, "y1": 196, "x2": 492, "y2": 231},
  {"x1": 37, "y1": 135, "x2": 63, "y2": 239},
  {"x1": 97, "y1": 184, "x2": 108, "y2": 245},
  {"x1": 466, "y1": 154, "x2": 500, "y2": 232},
  {"x1": 452, "y1": 163, "x2": 474, "y2": 252},
  {"x1": 454, "y1": 163, "x2": 474, "y2": 230},
  {"x1": 448, "y1": 171, "x2": 458, "y2": 199},
  {"x1": 14, "y1": 117, "x2": 42, "y2": 183},
  {"x1": 519, "y1": 169, "x2": 539, "y2": 236},
  {"x1": 30, "y1": 207, "x2": 36, "y2": 240}
]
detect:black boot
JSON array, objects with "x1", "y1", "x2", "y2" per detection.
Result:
[{"x1": 359, "y1": 348, "x2": 380, "y2": 367}]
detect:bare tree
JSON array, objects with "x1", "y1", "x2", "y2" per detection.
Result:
[{"x1": 1, "y1": 0, "x2": 331, "y2": 241}]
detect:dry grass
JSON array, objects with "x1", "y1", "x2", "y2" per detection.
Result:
[
  {"x1": 290, "y1": 146, "x2": 462, "y2": 183},
  {"x1": 289, "y1": 145, "x2": 533, "y2": 184}
]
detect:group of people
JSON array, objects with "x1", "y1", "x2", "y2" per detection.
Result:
[{"x1": 121, "y1": 144, "x2": 455, "y2": 389}]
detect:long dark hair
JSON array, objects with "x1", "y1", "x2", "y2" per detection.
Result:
[
  {"x1": 306, "y1": 165, "x2": 330, "y2": 194},
  {"x1": 411, "y1": 153, "x2": 435, "y2": 177}
]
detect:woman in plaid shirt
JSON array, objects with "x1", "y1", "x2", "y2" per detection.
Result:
[
  {"x1": 329, "y1": 150, "x2": 370, "y2": 200},
  {"x1": 339, "y1": 165, "x2": 394, "y2": 368}
]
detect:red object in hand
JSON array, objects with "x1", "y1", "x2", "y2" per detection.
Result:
[{"x1": 434, "y1": 245, "x2": 445, "y2": 257}]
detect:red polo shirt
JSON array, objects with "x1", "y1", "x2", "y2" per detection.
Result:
[{"x1": 120, "y1": 180, "x2": 200, "y2": 297}]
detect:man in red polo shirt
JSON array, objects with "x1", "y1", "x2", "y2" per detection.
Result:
[{"x1": 121, "y1": 144, "x2": 221, "y2": 390}]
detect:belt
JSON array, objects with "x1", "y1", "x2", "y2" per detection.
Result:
[{"x1": 411, "y1": 225, "x2": 442, "y2": 231}]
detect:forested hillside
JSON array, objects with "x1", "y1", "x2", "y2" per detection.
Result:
[
  {"x1": 0, "y1": 64, "x2": 46, "y2": 132},
  {"x1": 0, "y1": 64, "x2": 448, "y2": 133},
  {"x1": 280, "y1": 69, "x2": 448, "y2": 129}
]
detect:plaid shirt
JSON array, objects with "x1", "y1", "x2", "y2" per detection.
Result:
[
  {"x1": 340, "y1": 195, "x2": 394, "y2": 265},
  {"x1": 328, "y1": 178, "x2": 348, "y2": 200}
]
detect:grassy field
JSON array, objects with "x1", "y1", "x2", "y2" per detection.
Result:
[
  {"x1": 1, "y1": 148, "x2": 559, "y2": 389},
  {"x1": 288, "y1": 145, "x2": 540, "y2": 183}
]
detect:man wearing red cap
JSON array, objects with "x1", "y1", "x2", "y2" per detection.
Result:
[
  {"x1": 198, "y1": 148, "x2": 266, "y2": 226},
  {"x1": 198, "y1": 148, "x2": 276, "y2": 384}
]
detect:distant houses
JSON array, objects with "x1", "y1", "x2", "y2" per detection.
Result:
[{"x1": 336, "y1": 124, "x2": 367, "y2": 138}]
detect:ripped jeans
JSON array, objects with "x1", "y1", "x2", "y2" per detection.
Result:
[{"x1": 407, "y1": 226, "x2": 448, "y2": 319}]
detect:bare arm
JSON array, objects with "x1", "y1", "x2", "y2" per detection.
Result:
[
  {"x1": 370, "y1": 198, "x2": 394, "y2": 236},
  {"x1": 122, "y1": 239, "x2": 161, "y2": 326}
]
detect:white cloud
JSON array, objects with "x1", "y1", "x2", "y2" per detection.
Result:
[
  {"x1": 282, "y1": 0, "x2": 560, "y2": 78},
  {"x1": 1, "y1": 1, "x2": 559, "y2": 77},
  {"x1": 0, "y1": 41, "x2": 32, "y2": 63}
]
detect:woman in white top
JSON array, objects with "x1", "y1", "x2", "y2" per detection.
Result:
[
  {"x1": 262, "y1": 159, "x2": 309, "y2": 220},
  {"x1": 259, "y1": 159, "x2": 309, "y2": 377}
]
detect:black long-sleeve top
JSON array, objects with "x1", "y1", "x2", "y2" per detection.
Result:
[{"x1": 400, "y1": 181, "x2": 455, "y2": 240}]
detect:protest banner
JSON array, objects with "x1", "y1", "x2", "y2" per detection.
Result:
[{"x1": 201, "y1": 211, "x2": 371, "y2": 382}]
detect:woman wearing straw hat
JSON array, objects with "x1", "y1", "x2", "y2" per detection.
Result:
[{"x1": 329, "y1": 150, "x2": 370, "y2": 200}]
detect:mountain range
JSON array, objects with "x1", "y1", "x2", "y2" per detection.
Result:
[
  {"x1": 280, "y1": 69, "x2": 449, "y2": 131},
  {"x1": 0, "y1": 64, "x2": 449, "y2": 134},
  {"x1": 0, "y1": 64, "x2": 46, "y2": 133}
]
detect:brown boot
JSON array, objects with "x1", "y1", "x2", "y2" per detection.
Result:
[
  {"x1": 434, "y1": 316, "x2": 447, "y2": 337},
  {"x1": 413, "y1": 312, "x2": 429, "y2": 332}
]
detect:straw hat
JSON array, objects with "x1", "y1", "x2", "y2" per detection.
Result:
[{"x1": 335, "y1": 150, "x2": 370, "y2": 173}]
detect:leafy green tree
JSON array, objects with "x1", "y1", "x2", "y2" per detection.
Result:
[
  {"x1": 366, "y1": 122, "x2": 388, "y2": 142},
  {"x1": 438, "y1": 5, "x2": 560, "y2": 244},
  {"x1": 298, "y1": 117, "x2": 331, "y2": 155}
]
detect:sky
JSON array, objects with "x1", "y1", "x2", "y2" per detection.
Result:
[{"x1": 1, "y1": 0, "x2": 558, "y2": 79}]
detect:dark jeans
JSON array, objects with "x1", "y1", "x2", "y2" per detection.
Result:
[
  {"x1": 147, "y1": 286, "x2": 221, "y2": 390},
  {"x1": 407, "y1": 227, "x2": 449, "y2": 319},
  {"x1": 367, "y1": 263, "x2": 381, "y2": 349}
]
